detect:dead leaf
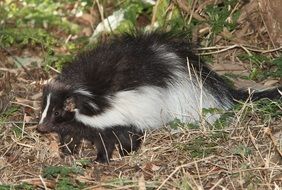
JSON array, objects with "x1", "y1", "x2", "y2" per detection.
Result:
[
  {"x1": 24, "y1": 115, "x2": 33, "y2": 123},
  {"x1": 151, "y1": 164, "x2": 161, "y2": 171},
  {"x1": 143, "y1": 162, "x2": 160, "y2": 172}
]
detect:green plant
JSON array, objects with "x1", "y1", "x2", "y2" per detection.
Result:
[
  {"x1": 0, "y1": 183, "x2": 34, "y2": 190},
  {"x1": 56, "y1": 178, "x2": 85, "y2": 190},
  {"x1": 232, "y1": 143, "x2": 252, "y2": 157},
  {"x1": 42, "y1": 166, "x2": 84, "y2": 179},
  {"x1": 205, "y1": 0, "x2": 240, "y2": 36},
  {"x1": 272, "y1": 55, "x2": 282, "y2": 77},
  {"x1": 0, "y1": 106, "x2": 19, "y2": 124},
  {"x1": 0, "y1": 28, "x2": 56, "y2": 48},
  {"x1": 1, "y1": 0, "x2": 79, "y2": 32},
  {"x1": 237, "y1": 53, "x2": 281, "y2": 80},
  {"x1": 176, "y1": 136, "x2": 219, "y2": 158},
  {"x1": 252, "y1": 98, "x2": 282, "y2": 121}
]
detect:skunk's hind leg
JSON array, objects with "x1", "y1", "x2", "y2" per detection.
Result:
[{"x1": 94, "y1": 126, "x2": 143, "y2": 163}]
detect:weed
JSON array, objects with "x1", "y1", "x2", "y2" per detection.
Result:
[
  {"x1": 205, "y1": 0, "x2": 240, "y2": 36},
  {"x1": 0, "y1": 0, "x2": 79, "y2": 33},
  {"x1": 272, "y1": 55, "x2": 282, "y2": 77},
  {"x1": 176, "y1": 136, "x2": 219, "y2": 158},
  {"x1": 0, "y1": 106, "x2": 19, "y2": 124},
  {"x1": 11, "y1": 124, "x2": 24, "y2": 138},
  {"x1": 56, "y1": 177, "x2": 85, "y2": 190},
  {"x1": 232, "y1": 143, "x2": 252, "y2": 158},
  {"x1": 213, "y1": 110, "x2": 234, "y2": 129},
  {"x1": 252, "y1": 98, "x2": 282, "y2": 121},
  {"x1": 44, "y1": 53, "x2": 74, "y2": 71},
  {"x1": 42, "y1": 166, "x2": 84, "y2": 179},
  {"x1": 169, "y1": 118, "x2": 200, "y2": 130},
  {"x1": 237, "y1": 53, "x2": 282, "y2": 80},
  {"x1": 0, "y1": 28, "x2": 56, "y2": 48},
  {"x1": 104, "y1": 178, "x2": 137, "y2": 189},
  {"x1": 75, "y1": 159, "x2": 91, "y2": 168},
  {"x1": 152, "y1": 0, "x2": 187, "y2": 30},
  {"x1": 168, "y1": 118, "x2": 185, "y2": 129},
  {"x1": 0, "y1": 183, "x2": 34, "y2": 190},
  {"x1": 178, "y1": 176, "x2": 194, "y2": 190}
]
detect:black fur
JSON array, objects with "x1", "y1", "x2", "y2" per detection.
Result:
[{"x1": 58, "y1": 32, "x2": 234, "y2": 100}]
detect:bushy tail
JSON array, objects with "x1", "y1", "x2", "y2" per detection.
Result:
[{"x1": 233, "y1": 86, "x2": 282, "y2": 102}]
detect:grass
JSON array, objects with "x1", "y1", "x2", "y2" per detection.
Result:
[{"x1": 0, "y1": 0, "x2": 281, "y2": 189}]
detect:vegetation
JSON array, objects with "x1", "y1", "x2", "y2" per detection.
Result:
[{"x1": 0, "y1": 0, "x2": 281, "y2": 189}]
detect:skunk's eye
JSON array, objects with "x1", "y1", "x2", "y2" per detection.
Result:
[{"x1": 54, "y1": 111, "x2": 60, "y2": 117}]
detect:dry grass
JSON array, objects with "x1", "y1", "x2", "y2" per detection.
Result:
[
  {"x1": 0, "y1": 0, "x2": 282, "y2": 189},
  {"x1": 0, "y1": 100, "x2": 281, "y2": 189}
]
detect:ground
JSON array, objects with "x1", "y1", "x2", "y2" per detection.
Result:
[{"x1": 0, "y1": 0, "x2": 281, "y2": 189}]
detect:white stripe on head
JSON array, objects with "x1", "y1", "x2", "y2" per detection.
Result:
[
  {"x1": 39, "y1": 93, "x2": 51, "y2": 124},
  {"x1": 74, "y1": 88, "x2": 93, "y2": 97}
]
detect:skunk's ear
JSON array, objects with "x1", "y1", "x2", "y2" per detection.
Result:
[{"x1": 63, "y1": 97, "x2": 76, "y2": 112}]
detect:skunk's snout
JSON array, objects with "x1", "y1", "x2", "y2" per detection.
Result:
[{"x1": 37, "y1": 124, "x2": 50, "y2": 133}]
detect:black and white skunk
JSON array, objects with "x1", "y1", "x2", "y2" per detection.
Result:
[{"x1": 37, "y1": 31, "x2": 281, "y2": 163}]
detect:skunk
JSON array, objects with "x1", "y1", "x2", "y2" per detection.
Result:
[{"x1": 37, "y1": 31, "x2": 281, "y2": 163}]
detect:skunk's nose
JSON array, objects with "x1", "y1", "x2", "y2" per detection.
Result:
[{"x1": 37, "y1": 124, "x2": 48, "y2": 133}]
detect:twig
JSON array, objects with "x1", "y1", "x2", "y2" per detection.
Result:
[
  {"x1": 209, "y1": 178, "x2": 224, "y2": 190},
  {"x1": 11, "y1": 136, "x2": 34, "y2": 148},
  {"x1": 151, "y1": 0, "x2": 161, "y2": 26},
  {"x1": 197, "y1": 44, "x2": 239, "y2": 55},
  {"x1": 197, "y1": 45, "x2": 282, "y2": 54},
  {"x1": 95, "y1": 0, "x2": 105, "y2": 29},
  {"x1": 10, "y1": 101, "x2": 38, "y2": 110},
  {"x1": 46, "y1": 64, "x2": 60, "y2": 73},
  {"x1": 0, "y1": 68, "x2": 18, "y2": 73},
  {"x1": 39, "y1": 175, "x2": 48, "y2": 190}
]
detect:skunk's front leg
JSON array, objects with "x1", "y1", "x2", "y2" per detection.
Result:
[
  {"x1": 59, "y1": 132, "x2": 81, "y2": 154},
  {"x1": 57, "y1": 123, "x2": 83, "y2": 155}
]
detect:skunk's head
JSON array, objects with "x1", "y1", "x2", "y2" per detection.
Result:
[
  {"x1": 37, "y1": 80, "x2": 108, "y2": 133},
  {"x1": 37, "y1": 81, "x2": 76, "y2": 133}
]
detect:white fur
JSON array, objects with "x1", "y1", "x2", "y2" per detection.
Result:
[
  {"x1": 39, "y1": 93, "x2": 51, "y2": 124},
  {"x1": 74, "y1": 88, "x2": 93, "y2": 97},
  {"x1": 89, "y1": 102, "x2": 99, "y2": 110}
]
